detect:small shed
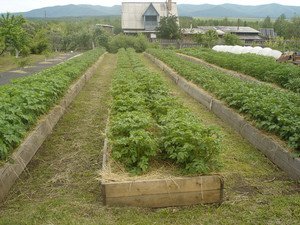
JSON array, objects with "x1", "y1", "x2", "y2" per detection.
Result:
[
  {"x1": 95, "y1": 24, "x2": 114, "y2": 33},
  {"x1": 259, "y1": 28, "x2": 277, "y2": 39},
  {"x1": 122, "y1": 1, "x2": 179, "y2": 35},
  {"x1": 216, "y1": 26, "x2": 263, "y2": 43}
]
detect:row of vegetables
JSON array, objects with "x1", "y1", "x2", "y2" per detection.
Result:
[
  {"x1": 178, "y1": 48, "x2": 300, "y2": 93},
  {"x1": 147, "y1": 49, "x2": 300, "y2": 151},
  {"x1": 0, "y1": 48, "x2": 105, "y2": 160},
  {"x1": 109, "y1": 48, "x2": 220, "y2": 174}
]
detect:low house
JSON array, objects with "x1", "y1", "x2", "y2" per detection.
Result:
[
  {"x1": 182, "y1": 26, "x2": 263, "y2": 44},
  {"x1": 217, "y1": 26, "x2": 263, "y2": 43},
  {"x1": 182, "y1": 26, "x2": 225, "y2": 36},
  {"x1": 122, "y1": 1, "x2": 178, "y2": 36},
  {"x1": 95, "y1": 24, "x2": 114, "y2": 33}
]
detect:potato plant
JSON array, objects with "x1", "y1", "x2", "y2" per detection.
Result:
[
  {"x1": 110, "y1": 49, "x2": 220, "y2": 174},
  {"x1": 148, "y1": 49, "x2": 300, "y2": 150},
  {"x1": 179, "y1": 48, "x2": 300, "y2": 93},
  {"x1": 0, "y1": 48, "x2": 105, "y2": 159}
]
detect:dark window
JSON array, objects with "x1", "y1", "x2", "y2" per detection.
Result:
[{"x1": 145, "y1": 16, "x2": 157, "y2": 22}]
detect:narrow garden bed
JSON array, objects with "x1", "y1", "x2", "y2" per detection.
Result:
[
  {"x1": 100, "y1": 49, "x2": 223, "y2": 208},
  {"x1": 0, "y1": 49, "x2": 105, "y2": 202},
  {"x1": 145, "y1": 49, "x2": 300, "y2": 181}
]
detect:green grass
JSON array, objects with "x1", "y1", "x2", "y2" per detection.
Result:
[
  {"x1": 0, "y1": 53, "x2": 60, "y2": 72},
  {"x1": 0, "y1": 53, "x2": 299, "y2": 225}
]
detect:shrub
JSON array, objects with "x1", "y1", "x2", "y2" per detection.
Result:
[{"x1": 108, "y1": 34, "x2": 149, "y2": 53}]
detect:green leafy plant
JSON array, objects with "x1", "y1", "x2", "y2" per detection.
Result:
[
  {"x1": 148, "y1": 48, "x2": 300, "y2": 151},
  {"x1": 0, "y1": 48, "x2": 105, "y2": 160},
  {"x1": 109, "y1": 48, "x2": 221, "y2": 174},
  {"x1": 178, "y1": 47, "x2": 300, "y2": 93}
]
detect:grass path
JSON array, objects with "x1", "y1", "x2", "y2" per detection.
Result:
[
  {"x1": 0, "y1": 53, "x2": 299, "y2": 225},
  {"x1": 0, "y1": 53, "x2": 116, "y2": 224}
]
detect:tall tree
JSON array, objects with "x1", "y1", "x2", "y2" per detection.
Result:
[
  {"x1": 195, "y1": 30, "x2": 219, "y2": 48},
  {"x1": 156, "y1": 15, "x2": 181, "y2": 39},
  {"x1": 262, "y1": 16, "x2": 273, "y2": 28},
  {"x1": 224, "y1": 33, "x2": 242, "y2": 45},
  {"x1": 274, "y1": 14, "x2": 289, "y2": 38},
  {"x1": 0, "y1": 13, "x2": 29, "y2": 57}
]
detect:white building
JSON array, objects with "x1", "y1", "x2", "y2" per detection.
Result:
[{"x1": 122, "y1": 1, "x2": 178, "y2": 35}]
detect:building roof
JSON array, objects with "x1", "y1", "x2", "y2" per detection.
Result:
[
  {"x1": 215, "y1": 26, "x2": 259, "y2": 34},
  {"x1": 122, "y1": 2, "x2": 178, "y2": 30},
  {"x1": 182, "y1": 27, "x2": 225, "y2": 35},
  {"x1": 95, "y1": 24, "x2": 114, "y2": 28},
  {"x1": 182, "y1": 26, "x2": 259, "y2": 36}
]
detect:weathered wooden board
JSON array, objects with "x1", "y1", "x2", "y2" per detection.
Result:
[
  {"x1": 0, "y1": 53, "x2": 106, "y2": 202},
  {"x1": 102, "y1": 176, "x2": 223, "y2": 208},
  {"x1": 145, "y1": 52, "x2": 300, "y2": 181}
]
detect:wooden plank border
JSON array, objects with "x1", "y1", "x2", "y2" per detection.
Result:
[
  {"x1": 101, "y1": 176, "x2": 224, "y2": 208},
  {"x1": 144, "y1": 52, "x2": 300, "y2": 181},
  {"x1": 0, "y1": 53, "x2": 107, "y2": 202}
]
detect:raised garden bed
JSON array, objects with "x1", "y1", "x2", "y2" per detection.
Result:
[
  {"x1": 100, "y1": 49, "x2": 224, "y2": 208},
  {"x1": 178, "y1": 48, "x2": 300, "y2": 93},
  {"x1": 0, "y1": 51, "x2": 106, "y2": 202},
  {"x1": 145, "y1": 52, "x2": 300, "y2": 181}
]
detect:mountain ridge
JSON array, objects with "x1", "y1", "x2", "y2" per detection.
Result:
[{"x1": 3, "y1": 3, "x2": 300, "y2": 18}]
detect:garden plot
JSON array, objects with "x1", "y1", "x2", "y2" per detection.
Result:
[
  {"x1": 146, "y1": 49, "x2": 300, "y2": 180},
  {"x1": 100, "y1": 49, "x2": 223, "y2": 208},
  {"x1": 178, "y1": 48, "x2": 300, "y2": 93},
  {"x1": 0, "y1": 49, "x2": 105, "y2": 202},
  {"x1": 0, "y1": 52, "x2": 299, "y2": 224}
]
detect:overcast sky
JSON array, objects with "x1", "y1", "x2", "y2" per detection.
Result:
[{"x1": 1, "y1": 0, "x2": 300, "y2": 13}]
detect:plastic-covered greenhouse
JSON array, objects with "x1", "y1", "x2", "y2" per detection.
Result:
[{"x1": 212, "y1": 45, "x2": 282, "y2": 59}]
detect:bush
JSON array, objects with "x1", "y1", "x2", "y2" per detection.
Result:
[{"x1": 108, "y1": 34, "x2": 149, "y2": 53}]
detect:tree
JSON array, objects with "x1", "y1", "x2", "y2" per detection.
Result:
[
  {"x1": 156, "y1": 15, "x2": 181, "y2": 39},
  {"x1": 30, "y1": 29, "x2": 50, "y2": 54},
  {"x1": 195, "y1": 30, "x2": 219, "y2": 48},
  {"x1": 224, "y1": 33, "x2": 242, "y2": 45},
  {"x1": 274, "y1": 14, "x2": 289, "y2": 38},
  {"x1": 93, "y1": 26, "x2": 111, "y2": 49},
  {"x1": 264, "y1": 36, "x2": 286, "y2": 51},
  {"x1": 48, "y1": 25, "x2": 64, "y2": 52},
  {"x1": 262, "y1": 16, "x2": 273, "y2": 28},
  {"x1": 0, "y1": 13, "x2": 29, "y2": 57},
  {"x1": 290, "y1": 16, "x2": 300, "y2": 38}
]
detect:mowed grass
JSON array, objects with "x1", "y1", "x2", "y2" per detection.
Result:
[
  {"x1": 0, "y1": 53, "x2": 299, "y2": 225},
  {"x1": 0, "y1": 53, "x2": 59, "y2": 72}
]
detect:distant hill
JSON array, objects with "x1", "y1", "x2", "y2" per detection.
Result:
[
  {"x1": 178, "y1": 3, "x2": 300, "y2": 18},
  {"x1": 6, "y1": 3, "x2": 300, "y2": 19},
  {"x1": 18, "y1": 4, "x2": 121, "y2": 18}
]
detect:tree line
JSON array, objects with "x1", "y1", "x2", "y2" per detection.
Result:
[
  {"x1": 0, "y1": 13, "x2": 121, "y2": 58},
  {"x1": 1, "y1": 12, "x2": 299, "y2": 59}
]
